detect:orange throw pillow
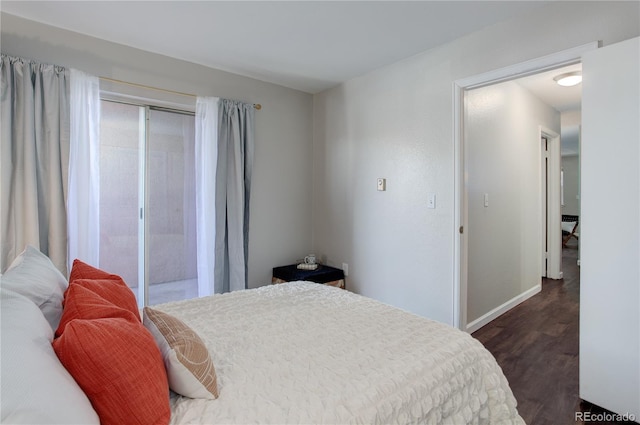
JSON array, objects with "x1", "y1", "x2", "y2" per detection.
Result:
[
  {"x1": 53, "y1": 286, "x2": 170, "y2": 425},
  {"x1": 69, "y1": 259, "x2": 123, "y2": 282},
  {"x1": 70, "y1": 278, "x2": 139, "y2": 320},
  {"x1": 66, "y1": 260, "x2": 140, "y2": 321},
  {"x1": 55, "y1": 284, "x2": 138, "y2": 337}
]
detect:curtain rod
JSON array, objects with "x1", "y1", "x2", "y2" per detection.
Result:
[{"x1": 98, "y1": 76, "x2": 262, "y2": 110}]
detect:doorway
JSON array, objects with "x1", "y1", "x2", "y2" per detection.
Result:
[{"x1": 453, "y1": 42, "x2": 596, "y2": 331}]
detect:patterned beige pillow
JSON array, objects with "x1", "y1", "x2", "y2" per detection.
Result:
[{"x1": 143, "y1": 307, "x2": 219, "y2": 399}]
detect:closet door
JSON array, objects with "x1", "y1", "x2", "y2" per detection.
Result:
[{"x1": 580, "y1": 36, "x2": 639, "y2": 418}]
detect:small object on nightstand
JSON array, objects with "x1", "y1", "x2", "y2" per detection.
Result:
[{"x1": 297, "y1": 263, "x2": 318, "y2": 270}]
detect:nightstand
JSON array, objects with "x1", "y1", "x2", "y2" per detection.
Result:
[{"x1": 272, "y1": 264, "x2": 345, "y2": 289}]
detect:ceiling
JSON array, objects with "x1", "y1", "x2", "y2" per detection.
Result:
[
  {"x1": 516, "y1": 63, "x2": 582, "y2": 113},
  {"x1": 515, "y1": 64, "x2": 582, "y2": 155},
  {"x1": 2, "y1": 1, "x2": 581, "y2": 154},
  {"x1": 1, "y1": 0, "x2": 554, "y2": 94}
]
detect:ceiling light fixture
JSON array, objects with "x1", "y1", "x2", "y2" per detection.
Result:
[{"x1": 554, "y1": 71, "x2": 582, "y2": 87}]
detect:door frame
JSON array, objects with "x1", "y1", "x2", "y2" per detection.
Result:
[
  {"x1": 541, "y1": 127, "x2": 563, "y2": 280},
  {"x1": 541, "y1": 135, "x2": 548, "y2": 277},
  {"x1": 452, "y1": 41, "x2": 599, "y2": 330}
]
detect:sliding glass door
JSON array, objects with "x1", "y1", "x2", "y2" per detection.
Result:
[
  {"x1": 146, "y1": 108, "x2": 198, "y2": 305},
  {"x1": 99, "y1": 100, "x2": 197, "y2": 306}
]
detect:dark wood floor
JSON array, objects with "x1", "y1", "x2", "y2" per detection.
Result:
[{"x1": 472, "y1": 243, "x2": 637, "y2": 425}]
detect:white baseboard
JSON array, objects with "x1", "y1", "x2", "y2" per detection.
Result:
[{"x1": 465, "y1": 284, "x2": 542, "y2": 334}]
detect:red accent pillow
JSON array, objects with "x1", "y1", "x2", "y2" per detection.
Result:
[
  {"x1": 55, "y1": 283, "x2": 138, "y2": 337},
  {"x1": 69, "y1": 259, "x2": 122, "y2": 282},
  {"x1": 53, "y1": 286, "x2": 170, "y2": 425},
  {"x1": 70, "y1": 278, "x2": 139, "y2": 319},
  {"x1": 66, "y1": 260, "x2": 140, "y2": 321}
]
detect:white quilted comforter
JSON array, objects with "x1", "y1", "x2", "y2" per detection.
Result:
[{"x1": 157, "y1": 282, "x2": 523, "y2": 424}]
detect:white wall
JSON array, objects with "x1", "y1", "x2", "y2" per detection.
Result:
[
  {"x1": 0, "y1": 13, "x2": 314, "y2": 288},
  {"x1": 465, "y1": 81, "x2": 560, "y2": 324},
  {"x1": 562, "y1": 155, "x2": 580, "y2": 217},
  {"x1": 312, "y1": 1, "x2": 639, "y2": 324},
  {"x1": 561, "y1": 109, "x2": 581, "y2": 156},
  {"x1": 561, "y1": 110, "x2": 581, "y2": 218}
]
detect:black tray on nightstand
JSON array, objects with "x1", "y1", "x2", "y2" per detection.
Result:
[{"x1": 272, "y1": 264, "x2": 344, "y2": 284}]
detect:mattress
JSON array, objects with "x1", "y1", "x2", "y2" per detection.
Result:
[{"x1": 155, "y1": 281, "x2": 523, "y2": 424}]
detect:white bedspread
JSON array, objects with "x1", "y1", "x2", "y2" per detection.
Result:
[{"x1": 157, "y1": 282, "x2": 523, "y2": 424}]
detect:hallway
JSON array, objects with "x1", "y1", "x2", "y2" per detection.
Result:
[{"x1": 473, "y1": 245, "x2": 635, "y2": 424}]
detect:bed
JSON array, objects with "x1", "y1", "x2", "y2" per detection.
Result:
[{"x1": 1, "y1": 246, "x2": 524, "y2": 425}]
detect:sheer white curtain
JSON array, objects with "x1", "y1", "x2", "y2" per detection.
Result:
[
  {"x1": 67, "y1": 69, "x2": 100, "y2": 272},
  {"x1": 195, "y1": 97, "x2": 219, "y2": 296}
]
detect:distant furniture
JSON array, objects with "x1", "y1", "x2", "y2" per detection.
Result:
[
  {"x1": 272, "y1": 264, "x2": 345, "y2": 289},
  {"x1": 561, "y1": 215, "x2": 579, "y2": 247}
]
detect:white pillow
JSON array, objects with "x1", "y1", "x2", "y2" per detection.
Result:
[
  {"x1": 1, "y1": 246, "x2": 67, "y2": 329},
  {"x1": 0, "y1": 287, "x2": 99, "y2": 424}
]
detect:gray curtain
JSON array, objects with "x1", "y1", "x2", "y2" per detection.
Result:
[
  {"x1": 214, "y1": 99, "x2": 255, "y2": 292},
  {"x1": 1, "y1": 55, "x2": 70, "y2": 274}
]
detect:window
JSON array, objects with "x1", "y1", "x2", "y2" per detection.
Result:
[{"x1": 99, "y1": 100, "x2": 197, "y2": 306}]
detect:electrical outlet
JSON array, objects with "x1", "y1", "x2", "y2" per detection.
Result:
[{"x1": 342, "y1": 262, "x2": 349, "y2": 276}]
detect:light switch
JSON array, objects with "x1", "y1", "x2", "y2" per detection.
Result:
[
  {"x1": 484, "y1": 193, "x2": 489, "y2": 207},
  {"x1": 377, "y1": 178, "x2": 386, "y2": 191},
  {"x1": 427, "y1": 193, "x2": 436, "y2": 209}
]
